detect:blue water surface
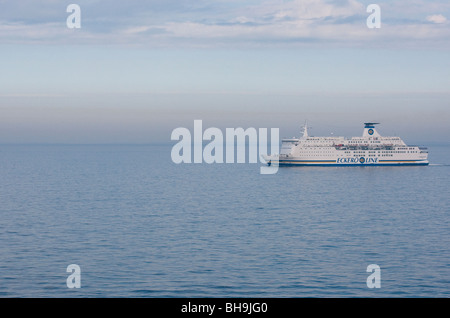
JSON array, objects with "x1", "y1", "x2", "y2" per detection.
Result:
[{"x1": 0, "y1": 144, "x2": 448, "y2": 297}]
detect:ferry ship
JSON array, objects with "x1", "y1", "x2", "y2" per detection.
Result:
[{"x1": 262, "y1": 122, "x2": 429, "y2": 166}]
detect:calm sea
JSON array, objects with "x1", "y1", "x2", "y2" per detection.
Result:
[{"x1": 0, "y1": 144, "x2": 449, "y2": 297}]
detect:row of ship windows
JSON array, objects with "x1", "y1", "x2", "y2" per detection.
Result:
[
  {"x1": 344, "y1": 151, "x2": 418, "y2": 154},
  {"x1": 299, "y1": 151, "x2": 417, "y2": 154},
  {"x1": 298, "y1": 154, "x2": 396, "y2": 157},
  {"x1": 349, "y1": 141, "x2": 381, "y2": 143}
]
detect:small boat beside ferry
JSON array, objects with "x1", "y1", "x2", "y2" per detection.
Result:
[{"x1": 262, "y1": 122, "x2": 429, "y2": 166}]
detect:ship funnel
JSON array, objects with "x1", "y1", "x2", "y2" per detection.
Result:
[{"x1": 363, "y1": 122, "x2": 381, "y2": 137}]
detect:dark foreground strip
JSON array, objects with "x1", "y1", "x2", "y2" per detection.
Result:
[{"x1": 0, "y1": 298, "x2": 444, "y2": 316}]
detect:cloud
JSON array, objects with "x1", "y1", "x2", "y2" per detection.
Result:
[
  {"x1": 251, "y1": 0, "x2": 364, "y2": 21},
  {"x1": 426, "y1": 14, "x2": 447, "y2": 24},
  {"x1": 0, "y1": 0, "x2": 450, "y2": 48},
  {"x1": 148, "y1": 0, "x2": 450, "y2": 48}
]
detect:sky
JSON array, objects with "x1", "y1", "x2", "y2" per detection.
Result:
[{"x1": 0, "y1": 0, "x2": 449, "y2": 144}]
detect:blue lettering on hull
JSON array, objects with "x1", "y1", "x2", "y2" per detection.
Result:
[{"x1": 337, "y1": 157, "x2": 378, "y2": 164}]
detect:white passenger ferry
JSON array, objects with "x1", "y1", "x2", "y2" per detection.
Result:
[{"x1": 263, "y1": 122, "x2": 429, "y2": 166}]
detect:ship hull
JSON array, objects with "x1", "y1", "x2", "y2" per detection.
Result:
[
  {"x1": 262, "y1": 156, "x2": 429, "y2": 167},
  {"x1": 276, "y1": 162, "x2": 429, "y2": 167}
]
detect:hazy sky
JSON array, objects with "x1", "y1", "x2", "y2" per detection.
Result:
[{"x1": 0, "y1": 0, "x2": 449, "y2": 144}]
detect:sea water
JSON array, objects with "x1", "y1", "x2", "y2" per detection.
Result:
[{"x1": 0, "y1": 144, "x2": 448, "y2": 297}]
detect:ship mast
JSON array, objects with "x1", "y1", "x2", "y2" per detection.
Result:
[{"x1": 302, "y1": 120, "x2": 309, "y2": 138}]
